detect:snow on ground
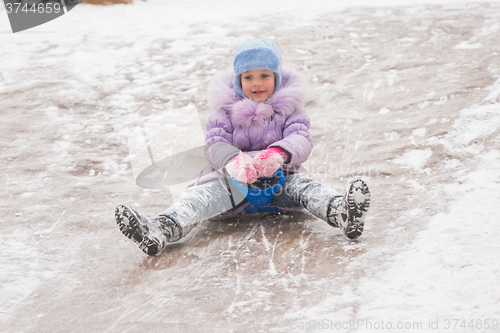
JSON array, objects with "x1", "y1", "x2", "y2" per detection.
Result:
[{"x1": 1, "y1": 0, "x2": 500, "y2": 332}]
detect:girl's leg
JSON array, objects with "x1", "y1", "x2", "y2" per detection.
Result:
[
  {"x1": 159, "y1": 179, "x2": 246, "y2": 234},
  {"x1": 272, "y1": 173, "x2": 342, "y2": 222},
  {"x1": 116, "y1": 179, "x2": 246, "y2": 255},
  {"x1": 272, "y1": 173, "x2": 370, "y2": 239}
]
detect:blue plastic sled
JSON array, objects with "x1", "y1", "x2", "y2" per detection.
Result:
[{"x1": 231, "y1": 170, "x2": 286, "y2": 214}]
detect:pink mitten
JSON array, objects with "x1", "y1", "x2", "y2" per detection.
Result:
[
  {"x1": 226, "y1": 153, "x2": 258, "y2": 183},
  {"x1": 253, "y1": 147, "x2": 289, "y2": 178}
]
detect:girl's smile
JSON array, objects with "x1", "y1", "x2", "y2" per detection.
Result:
[{"x1": 241, "y1": 69, "x2": 275, "y2": 102}]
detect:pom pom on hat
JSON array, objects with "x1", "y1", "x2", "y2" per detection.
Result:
[{"x1": 233, "y1": 39, "x2": 282, "y2": 99}]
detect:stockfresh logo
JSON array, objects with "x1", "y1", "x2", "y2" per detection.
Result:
[{"x1": 3, "y1": 0, "x2": 80, "y2": 33}]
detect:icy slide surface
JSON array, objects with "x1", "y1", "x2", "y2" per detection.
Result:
[{"x1": 1, "y1": 1, "x2": 499, "y2": 332}]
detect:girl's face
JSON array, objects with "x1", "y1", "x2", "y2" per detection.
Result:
[{"x1": 240, "y1": 69, "x2": 275, "y2": 102}]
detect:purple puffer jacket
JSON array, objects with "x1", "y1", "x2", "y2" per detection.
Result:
[{"x1": 199, "y1": 67, "x2": 313, "y2": 184}]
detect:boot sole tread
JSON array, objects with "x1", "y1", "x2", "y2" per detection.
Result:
[
  {"x1": 344, "y1": 180, "x2": 371, "y2": 239},
  {"x1": 115, "y1": 204, "x2": 159, "y2": 256}
]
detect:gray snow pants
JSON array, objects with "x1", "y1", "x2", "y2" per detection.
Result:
[{"x1": 160, "y1": 173, "x2": 342, "y2": 237}]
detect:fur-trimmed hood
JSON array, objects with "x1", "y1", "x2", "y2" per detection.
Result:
[{"x1": 208, "y1": 67, "x2": 307, "y2": 127}]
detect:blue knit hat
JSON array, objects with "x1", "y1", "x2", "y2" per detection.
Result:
[{"x1": 233, "y1": 39, "x2": 282, "y2": 99}]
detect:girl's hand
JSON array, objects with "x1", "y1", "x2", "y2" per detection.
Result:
[
  {"x1": 253, "y1": 147, "x2": 289, "y2": 178},
  {"x1": 226, "y1": 153, "x2": 258, "y2": 183}
]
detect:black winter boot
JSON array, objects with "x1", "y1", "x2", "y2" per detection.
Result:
[
  {"x1": 327, "y1": 179, "x2": 371, "y2": 239},
  {"x1": 115, "y1": 204, "x2": 182, "y2": 256}
]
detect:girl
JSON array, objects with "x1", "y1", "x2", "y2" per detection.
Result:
[{"x1": 115, "y1": 39, "x2": 371, "y2": 256}]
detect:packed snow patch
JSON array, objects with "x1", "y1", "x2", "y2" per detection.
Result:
[
  {"x1": 357, "y1": 149, "x2": 500, "y2": 323},
  {"x1": 392, "y1": 148, "x2": 433, "y2": 172},
  {"x1": 453, "y1": 41, "x2": 483, "y2": 49},
  {"x1": 356, "y1": 79, "x2": 500, "y2": 327}
]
